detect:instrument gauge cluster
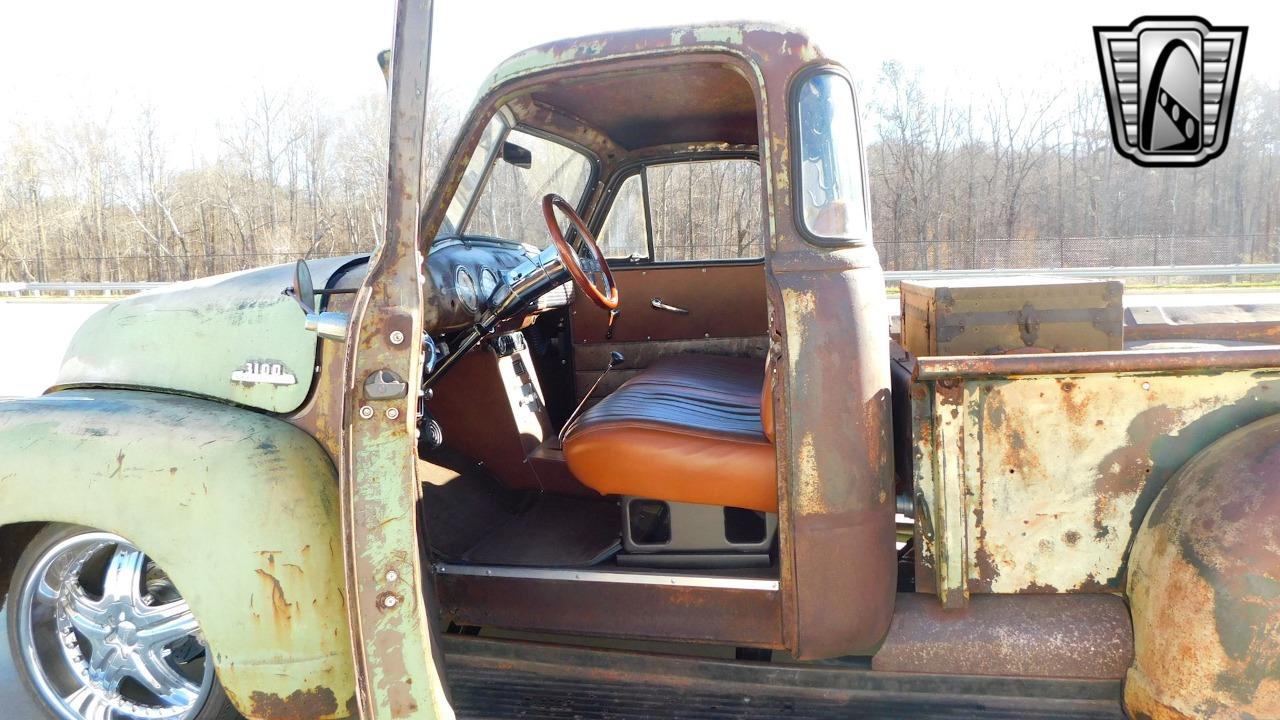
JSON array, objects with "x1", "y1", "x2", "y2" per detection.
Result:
[
  {"x1": 454, "y1": 266, "x2": 478, "y2": 312},
  {"x1": 426, "y1": 236, "x2": 563, "y2": 332},
  {"x1": 479, "y1": 267, "x2": 500, "y2": 304}
]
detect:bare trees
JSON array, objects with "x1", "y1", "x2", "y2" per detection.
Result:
[
  {"x1": 867, "y1": 65, "x2": 1280, "y2": 272},
  {"x1": 0, "y1": 89, "x2": 410, "y2": 283},
  {"x1": 1, "y1": 63, "x2": 1278, "y2": 283}
]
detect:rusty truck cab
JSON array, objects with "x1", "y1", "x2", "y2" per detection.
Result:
[{"x1": 380, "y1": 24, "x2": 896, "y2": 663}]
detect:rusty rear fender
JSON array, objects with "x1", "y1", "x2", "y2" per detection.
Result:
[
  {"x1": 1125, "y1": 412, "x2": 1280, "y2": 719},
  {"x1": 0, "y1": 390, "x2": 357, "y2": 720}
]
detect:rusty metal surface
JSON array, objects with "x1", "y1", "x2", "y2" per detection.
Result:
[
  {"x1": 872, "y1": 593, "x2": 1133, "y2": 679},
  {"x1": 440, "y1": 635, "x2": 1125, "y2": 719},
  {"x1": 913, "y1": 363, "x2": 1280, "y2": 607},
  {"x1": 0, "y1": 390, "x2": 356, "y2": 719},
  {"x1": 747, "y1": 18, "x2": 895, "y2": 657},
  {"x1": 1125, "y1": 414, "x2": 1280, "y2": 719},
  {"x1": 526, "y1": 61, "x2": 758, "y2": 150},
  {"x1": 435, "y1": 573, "x2": 784, "y2": 648},
  {"x1": 915, "y1": 343, "x2": 1280, "y2": 379},
  {"x1": 341, "y1": 0, "x2": 452, "y2": 718},
  {"x1": 1127, "y1": 320, "x2": 1280, "y2": 344},
  {"x1": 772, "y1": 259, "x2": 897, "y2": 657}
]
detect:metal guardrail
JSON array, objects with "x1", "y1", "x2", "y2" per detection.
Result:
[
  {"x1": 885, "y1": 264, "x2": 1280, "y2": 282},
  {"x1": 3, "y1": 264, "x2": 1280, "y2": 297},
  {"x1": 0, "y1": 281, "x2": 166, "y2": 297}
]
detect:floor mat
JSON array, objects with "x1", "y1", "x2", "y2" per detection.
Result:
[
  {"x1": 462, "y1": 495, "x2": 621, "y2": 567},
  {"x1": 419, "y1": 446, "x2": 524, "y2": 561}
]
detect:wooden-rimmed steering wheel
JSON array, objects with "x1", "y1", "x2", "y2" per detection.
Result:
[{"x1": 541, "y1": 193, "x2": 618, "y2": 310}]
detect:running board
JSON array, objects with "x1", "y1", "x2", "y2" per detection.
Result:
[{"x1": 442, "y1": 635, "x2": 1124, "y2": 719}]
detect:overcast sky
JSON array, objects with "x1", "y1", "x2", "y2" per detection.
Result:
[{"x1": 2, "y1": 1, "x2": 1277, "y2": 157}]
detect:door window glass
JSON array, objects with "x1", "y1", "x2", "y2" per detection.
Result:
[
  {"x1": 596, "y1": 174, "x2": 648, "y2": 260},
  {"x1": 596, "y1": 158, "x2": 763, "y2": 263}
]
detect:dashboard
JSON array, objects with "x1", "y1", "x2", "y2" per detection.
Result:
[{"x1": 426, "y1": 235, "x2": 573, "y2": 332}]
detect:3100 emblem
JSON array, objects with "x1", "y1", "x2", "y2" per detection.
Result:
[{"x1": 230, "y1": 361, "x2": 297, "y2": 386}]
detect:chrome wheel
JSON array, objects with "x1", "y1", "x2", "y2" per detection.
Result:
[{"x1": 15, "y1": 531, "x2": 214, "y2": 720}]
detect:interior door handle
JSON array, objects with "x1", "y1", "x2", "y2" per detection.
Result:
[{"x1": 650, "y1": 297, "x2": 689, "y2": 314}]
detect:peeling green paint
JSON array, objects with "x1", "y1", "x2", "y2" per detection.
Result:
[
  {"x1": 56, "y1": 257, "x2": 361, "y2": 414},
  {"x1": 914, "y1": 366, "x2": 1280, "y2": 604},
  {"x1": 0, "y1": 390, "x2": 355, "y2": 720}
]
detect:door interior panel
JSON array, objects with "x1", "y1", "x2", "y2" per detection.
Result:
[{"x1": 570, "y1": 263, "x2": 769, "y2": 399}]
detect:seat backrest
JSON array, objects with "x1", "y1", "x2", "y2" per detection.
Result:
[{"x1": 761, "y1": 351, "x2": 775, "y2": 442}]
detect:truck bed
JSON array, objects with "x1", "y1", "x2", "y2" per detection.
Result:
[
  {"x1": 443, "y1": 635, "x2": 1123, "y2": 719},
  {"x1": 893, "y1": 324, "x2": 1280, "y2": 608}
]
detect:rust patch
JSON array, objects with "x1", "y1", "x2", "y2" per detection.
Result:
[
  {"x1": 256, "y1": 569, "x2": 293, "y2": 625},
  {"x1": 249, "y1": 686, "x2": 339, "y2": 720},
  {"x1": 1127, "y1": 415, "x2": 1280, "y2": 718},
  {"x1": 1020, "y1": 580, "x2": 1060, "y2": 593},
  {"x1": 1056, "y1": 378, "x2": 1093, "y2": 428},
  {"x1": 1092, "y1": 405, "x2": 1181, "y2": 543},
  {"x1": 375, "y1": 590, "x2": 404, "y2": 613}
]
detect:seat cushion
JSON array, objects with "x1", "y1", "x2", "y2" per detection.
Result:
[{"x1": 562, "y1": 354, "x2": 777, "y2": 512}]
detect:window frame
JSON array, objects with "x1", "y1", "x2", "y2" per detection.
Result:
[
  {"x1": 788, "y1": 64, "x2": 872, "y2": 248},
  {"x1": 590, "y1": 153, "x2": 767, "y2": 268}
]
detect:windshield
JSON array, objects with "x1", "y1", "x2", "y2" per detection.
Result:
[
  {"x1": 439, "y1": 111, "x2": 509, "y2": 238},
  {"x1": 436, "y1": 105, "x2": 593, "y2": 244},
  {"x1": 465, "y1": 128, "x2": 593, "y2": 245}
]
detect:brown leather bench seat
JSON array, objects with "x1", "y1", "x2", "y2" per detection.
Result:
[{"x1": 562, "y1": 354, "x2": 777, "y2": 512}]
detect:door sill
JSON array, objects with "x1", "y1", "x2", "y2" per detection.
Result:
[{"x1": 434, "y1": 562, "x2": 779, "y2": 591}]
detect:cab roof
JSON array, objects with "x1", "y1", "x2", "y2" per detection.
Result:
[{"x1": 482, "y1": 23, "x2": 824, "y2": 151}]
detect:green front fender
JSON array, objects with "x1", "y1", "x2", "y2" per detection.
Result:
[{"x1": 0, "y1": 390, "x2": 357, "y2": 719}]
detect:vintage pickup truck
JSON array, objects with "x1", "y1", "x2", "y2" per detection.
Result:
[{"x1": 2, "y1": 3, "x2": 1278, "y2": 719}]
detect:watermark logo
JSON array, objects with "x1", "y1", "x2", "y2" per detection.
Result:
[{"x1": 1094, "y1": 16, "x2": 1246, "y2": 167}]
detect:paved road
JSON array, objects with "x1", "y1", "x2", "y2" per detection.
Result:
[
  {"x1": 0, "y1": 609, "x2": 45, "y2": 718},
  {"x1": 0, "y1": 300, "x2": 106, "y2": 400}
]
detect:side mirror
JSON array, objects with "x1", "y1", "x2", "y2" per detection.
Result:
[
  {"x1": 501, "y1": 141, "x2": 532, "y2": 169},
  {"x1": 292, "y1": 259, "x2": 316, "y2": 315},
  {"x1": 292, "y1": 259, "x2": 350, "y2": 342},
  {"x1": 377, "y1": 49, "x2": 392, "y2": 89}
]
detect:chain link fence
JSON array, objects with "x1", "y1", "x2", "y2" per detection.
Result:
[
  {"x1": 3, "y1": 233, "x2": 1278, "y2": 285},
  {"x1": 879, "y1": 233, "x2": 1277, "y2": 273},
  {"x1": 0, "y1": 250, "x2": 368, "y2": 285}
]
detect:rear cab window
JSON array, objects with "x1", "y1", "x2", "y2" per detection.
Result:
[{"x1": 794, "y1": 70, "x2": 868, "y2": 243}]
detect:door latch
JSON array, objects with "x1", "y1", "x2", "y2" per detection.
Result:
[{"x1": 364, "y1": 369, "x2": 408, "y2": 400}]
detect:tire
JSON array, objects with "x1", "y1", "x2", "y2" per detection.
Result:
[{"x1": 6, "y1": 523, "x2": 242, "y2": 720}]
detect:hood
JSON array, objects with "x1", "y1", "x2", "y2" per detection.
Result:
[{"x1": 55, "y1": 257, "x2": 364, "y2": 414}]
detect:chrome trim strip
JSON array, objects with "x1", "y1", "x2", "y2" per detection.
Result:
[{"x1": 433, "y1": 563, "x2": 780, "y2": 591}]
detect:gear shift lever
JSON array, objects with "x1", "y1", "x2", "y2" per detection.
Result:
[{"x1": 559, "y1": 351, "x2": 624, "y2": 443}]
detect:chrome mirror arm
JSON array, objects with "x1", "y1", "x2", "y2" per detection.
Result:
[{"x1": 304, "y1": 311, "x2": 351, "y2": 342}]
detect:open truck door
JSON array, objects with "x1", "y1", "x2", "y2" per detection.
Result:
[{"x1": 340, "y1": 1, "x2": 453, "y2": 717}]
